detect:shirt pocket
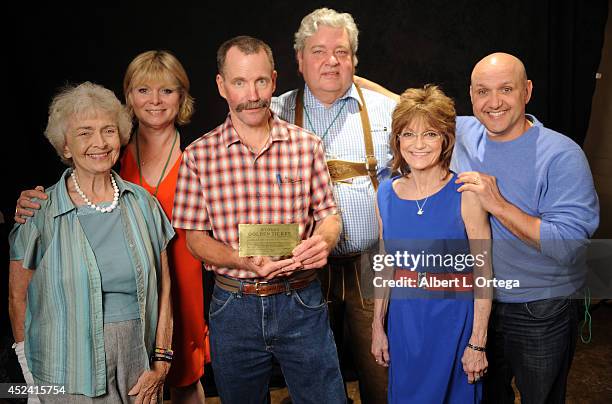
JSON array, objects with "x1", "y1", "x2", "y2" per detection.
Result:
[{"x1": 270, "y1": 175, "x2": 305, "y2": 222}]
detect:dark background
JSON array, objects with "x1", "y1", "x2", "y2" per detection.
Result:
[
  {"x1": 2, "y1": 0, "x2": 609, "y2": 384},
  {"x1": 6, "y1": 0, "x2": 608, "y2": 219}
]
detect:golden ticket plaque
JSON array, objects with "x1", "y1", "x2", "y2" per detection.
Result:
[{"x1": 239, "y1": 224, "x2": 300, "y2": 257}]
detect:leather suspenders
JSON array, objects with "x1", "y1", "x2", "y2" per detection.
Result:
[{"x1": 295, "y1": 83, "x2": 379, "y2": 190}]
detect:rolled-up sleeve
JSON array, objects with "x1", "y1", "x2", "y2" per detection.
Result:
[
  {"x1": 539, "y1": 148, "x2": 599, "y2": 265},
  {"x1": 9, "y1": 213, "x2": 44, "y2": 270}
]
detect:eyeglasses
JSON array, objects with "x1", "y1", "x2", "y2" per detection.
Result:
[{"x1": 396, "y1": 131, "x2": 442, "y2": 143}]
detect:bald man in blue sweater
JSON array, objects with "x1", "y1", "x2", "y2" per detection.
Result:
[{"x1": 452, "y1": 53, "x2": 599, "y2": 404}]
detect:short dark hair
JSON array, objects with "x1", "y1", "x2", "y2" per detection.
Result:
[{"x1": 217, "y1": 36, "x2": 275, "y2": 76}]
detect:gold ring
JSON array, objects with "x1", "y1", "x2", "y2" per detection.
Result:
[{"x1": 473, "y1": 176, "x2": 481, "y2": 185}]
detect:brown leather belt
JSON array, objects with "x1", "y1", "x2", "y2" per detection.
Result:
[
  {"x1": 215, "y1": 270, "x2": 318, "y2": 296},
  {"x1": 394, "y1": 269, "x2": 474, "y2": 292}
]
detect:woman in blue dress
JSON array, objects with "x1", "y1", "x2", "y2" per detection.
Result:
[{"x1": 371, "y1": 85, "x2": 492, "y2": 403}]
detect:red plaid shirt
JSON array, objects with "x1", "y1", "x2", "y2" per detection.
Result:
[{"x1": 172, "y1": 113, "x2": 338, "y2": 278}]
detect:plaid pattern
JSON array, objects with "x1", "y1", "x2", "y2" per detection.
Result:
[
  {"x1": 172, "y1": 112, "x2": 337, "y2": 278},
  {"x1": 272, "y1": 84, "x2": 396, "y2": 255}
]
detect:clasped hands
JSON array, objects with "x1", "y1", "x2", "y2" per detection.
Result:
[{"x1": 241, "y1": 235, "x2": 330, "y2": 280}]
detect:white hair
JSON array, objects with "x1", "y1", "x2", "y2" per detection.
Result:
[
  {"x1": 45, "y1": 82, "x2": 132, "y2": 165},
  {"x1": 294, "y1": 8, "x2": 359, "y2": 66}
]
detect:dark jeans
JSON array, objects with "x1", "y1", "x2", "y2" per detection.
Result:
[
  {"x1": 208, "y1": 280, "x2": 345, "y2": 404},
  {"x1": 484, "y1": 298, "x2": 580, "y2": 404}
]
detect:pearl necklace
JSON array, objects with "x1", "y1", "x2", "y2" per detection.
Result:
[{"x1": 70, "y1": 170, "x2": 119, "y2": 213}]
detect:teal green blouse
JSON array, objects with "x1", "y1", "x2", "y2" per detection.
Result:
[
  {"x1": 9, "y1": 169, "x2": 175, "y2": 397},
  {"x1": 77, "y1": 205, "x2": 140, "y2": 324}
]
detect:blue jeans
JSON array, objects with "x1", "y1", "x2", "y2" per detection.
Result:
[
  {"x1": 209, "y1": 279, "x2": 346, "y2": 404},
  {"x1": 484, "y1": 298, "x2": 580, "y2": 404}
]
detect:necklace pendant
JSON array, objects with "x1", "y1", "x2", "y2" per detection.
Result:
[{"x1": 417, "y1": 209, "x2": 424, "y2": 215}]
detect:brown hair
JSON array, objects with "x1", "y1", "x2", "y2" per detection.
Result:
[
  {"x1": 217, "y1": 36, "x2": 275, "y2": 76},
  {"x1": 390, "y1": 84, "x2": 456, "y2": 175},
  {"x1": 123, "y1": 50, "x2": 194, "y2": 125}
]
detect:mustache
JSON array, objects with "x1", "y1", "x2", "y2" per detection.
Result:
[{"x1": 236, "y1": 99, "x2": 270, "y2": 112}]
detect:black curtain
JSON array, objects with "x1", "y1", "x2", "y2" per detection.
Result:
[
  {"x1": 546, "y1": 0, "x2": 608, "y2": 146},
  {"x1": 2, "y1": 0, "x2": 608, "y2": 340},
  {"x1": 6, "y1": 1, "x2": 608, "y2": 221},
  {"x1": 0, "y1": 0, "x2": 609, "y2": 394}
]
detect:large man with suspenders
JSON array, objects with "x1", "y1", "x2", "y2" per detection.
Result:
[{"x1": 272, "y1": 8, "x2": 396, "y2": 403}]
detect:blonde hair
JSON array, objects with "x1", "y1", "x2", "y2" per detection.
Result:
[
  {"x1": 294, "y1": 8, "x2": 359, "y2": 66},
  {"x1": 390, "y1": 85, "x2": 456, "y2": 174},
  {"x1": 45, "y1": 82, "x2": 132, "y2": 165},
  {"x1": 123, "y1": 50, "x2": 194, "y2": 125}
]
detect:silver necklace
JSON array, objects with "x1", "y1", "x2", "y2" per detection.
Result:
[
  {"x1": 71, "y1": 170, "x2": 119, "y2": 213},
  {"x1": 406, "y1": 175, "x2": 429, "y2": 215},
  {"x1": 415, "y1": 197, "x2": 428, "y2": 216}
]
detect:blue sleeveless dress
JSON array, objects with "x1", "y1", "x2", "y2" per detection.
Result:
[{"x1": 377, "y1": 174, "x2": 482, "y2": 404}]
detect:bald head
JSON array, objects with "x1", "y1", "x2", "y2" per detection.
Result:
[
  {"x1": 471, "y1": 53, "x2": 527, "y2": 84},
  {"x1": 469, "y1": 52, "x2": 533, "y2": 141}
]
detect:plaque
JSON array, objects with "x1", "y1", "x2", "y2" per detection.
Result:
[{"x1": 238, "y1": 224, "x2": 300, "y2": 257}]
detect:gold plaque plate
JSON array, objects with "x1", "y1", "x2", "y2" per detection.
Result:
[{"x1": 238, "y1": 224, "x2": 300, "y2": 257}]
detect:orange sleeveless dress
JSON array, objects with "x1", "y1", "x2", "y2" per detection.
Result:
[{"x1": 121, "y1": 148, "x2": 210, "y2": 387}]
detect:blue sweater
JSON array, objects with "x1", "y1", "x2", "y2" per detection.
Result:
[{"x1": 451, "y1": 115, "x2": 599, "y2": 302}]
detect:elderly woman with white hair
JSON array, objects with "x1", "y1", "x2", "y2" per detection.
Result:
[{"x1": 9, "y1": 82, "x2": 174, "y2": 403}]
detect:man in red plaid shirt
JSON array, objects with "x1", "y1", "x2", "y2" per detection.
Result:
[{"x1": 172, "y1": 36, "x2": 345, "y2": 403}]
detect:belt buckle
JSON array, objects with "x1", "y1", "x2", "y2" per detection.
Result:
[{"x1": 253, "y1": 280, "x2": 275, "y2": 297}]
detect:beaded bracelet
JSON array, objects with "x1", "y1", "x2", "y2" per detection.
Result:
[
  {"x1": 151, "y1": 356, "x2": 172, "y2": 363},
  {"x1": 150, "y1": 354, "x2": 173, "y2": 362},
  {"x1": 467, "y1": 343, "x2": 486, "y2": 352},
  {"x1": 151, "y1": 347, "x2": 174, "y2": 363}
]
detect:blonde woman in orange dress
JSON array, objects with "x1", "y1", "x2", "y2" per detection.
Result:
[
  {"x1": 15, "y1": 51, "x2": 210, "y2": 403},
  {"x1": 121, "y1": 50, "x2": 210, "y2": 403}
]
